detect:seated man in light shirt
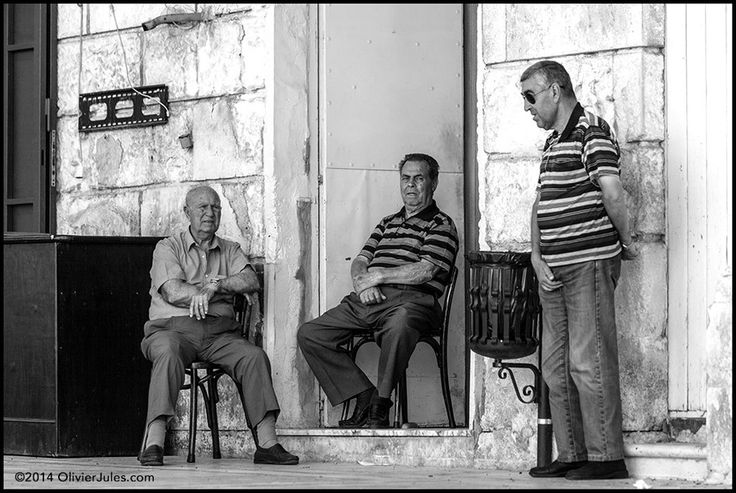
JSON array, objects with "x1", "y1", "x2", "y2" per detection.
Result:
[{"x1": 138, "y1": 185, "x2": 297, "y2": 466}]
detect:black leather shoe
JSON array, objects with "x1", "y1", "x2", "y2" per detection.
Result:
[
  {"x1": 366, "y1": 396, "x2": 393, "y2": 429},
  {"x1": 565, "y1": 459, "x2": 629, "y2": 480},
  {"x1": 254, "y1": 443, "x2": 299, "y2": 465},
  {"x1": 138, "y1": 445, "x2": 164, "y2": 466},
  {"x1": 529, "y1": 459, "x2": 587, "y2": 478},
  {"x1": 339, "y1": 388, "x2": 376, "y2": 428}
]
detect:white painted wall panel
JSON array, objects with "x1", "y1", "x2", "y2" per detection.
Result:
[{"x1": 319, "y1": 4, "x2": 465, "y2": 426}]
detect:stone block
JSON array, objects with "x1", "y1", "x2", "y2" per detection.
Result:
[
  {"x1": 706, "y1": 275, "x2": 733, "y2": 389},
  {"x1": 56, "y1": 41, "x2": 80, "y2": 116},
  {"x1": 502, "y1": 4, "x2": 662, "y2": 62},
  {"x1": 220, "y1": 180, "x2": 266, "y2": 258},
  {"x1": 616, "y1": 242, "x2": 668, "y2": 430},
  {"x1": 55, "y1": 190, "x2": 141, "y2": 236},
  {"x1": 613, "y1": 50, "x2": 665, "y2": 142},
  {"x1": 141, "y1": 21, "x2": 199, "y2": 99},
  {"x1": 643, "y1": 4, "x2": 666, "y2": 46},
  {"x1": 707, "y1": 387, "x2": 733, "y2": 479},
  {"x1": 482, "y1": 64, "x2": 547, "y2": 155},
  {"x1": 196, "y1": 13, "x2": 267, "y2": 97},
  {"x1": 57, "y1": 4, "x2": 85, "y2": 40},
  {"x1": 481, "y1": 154, "x2": 538, "y2": 248},
  {"x1": 480, "y1": 4, "x2": 506, "y2": 65},
  {"x1": 79, "y1": 31, "x2": 142, "y2": 94},
  {"x1": 619, "y1": 143, "x2": 666, "y2": 236},
  {"x1": 192, "y1": 96, "x2": 265, "y2": 180}
]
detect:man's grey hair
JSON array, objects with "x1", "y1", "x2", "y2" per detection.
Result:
[
  {"x1": 398, "y1": 153, "x2": 440, "y2": 182},
  {"x1": 185, "y1": 185, "x2": 219, "y2": 208},
  {"x1": 521, "y1": 60, "x2": 576, "y2": 99}
]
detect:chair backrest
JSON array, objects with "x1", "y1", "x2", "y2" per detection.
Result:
[
  {"x1": 440, "y1": 265, "x2": 459, "y2": 336},
  {"x1": 232, "y1": 263, "x2": 265, "y2": 347}
]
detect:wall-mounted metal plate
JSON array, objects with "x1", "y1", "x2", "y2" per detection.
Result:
[{"x1": 78, "y1": 84, "x2": 169, "y2": 132}]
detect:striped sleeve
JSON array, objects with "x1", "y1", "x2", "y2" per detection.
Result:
[
  {"x1": 418, "y1": 218, "x2": 458, "y2": 275},
  {"x1": 357, "y1": 218, "x2": 388, "y2": 262},
  {"x1": 582, "y1": 118, "x2": 620, "y2": 186}
]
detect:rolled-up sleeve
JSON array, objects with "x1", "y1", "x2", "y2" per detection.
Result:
[
  {"x1": 224, "y1": 241, "x2": 249, "y2": 276},
  {"x1": 419, "y1": 221, "x2": 458, "y2": 276},
  {"x1": 357, "y1": 220, "x2": 387, "y2": 263},
  {"x1": 150, "y1": 239, "x2": 186, "y2": 293}
]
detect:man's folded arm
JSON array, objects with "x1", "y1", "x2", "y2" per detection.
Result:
[{"x1": 159, "y1": 266, "x2": 260, "y2": 307}]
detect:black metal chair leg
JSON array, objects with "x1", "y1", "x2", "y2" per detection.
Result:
[
  {"x1": 187, "y1": 369, "x2": 198, "y2": 463},
  {"x1": 439, "y1": 342, "x2": 456, "y2": 427},
  {"x1": 207, "y1": 370, "x2": 221, "y2": 459}
]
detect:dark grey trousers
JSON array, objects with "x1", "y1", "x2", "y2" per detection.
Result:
[
  {"x1": 297, "y1": 285, "x2": 442, "y2": 406},
  {"x1": 140, "y1": 315, "x2": 280, "y2": 430}
]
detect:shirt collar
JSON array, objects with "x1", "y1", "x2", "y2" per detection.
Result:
[
  {"x1": 184, "y1": 227, "x2": 221, "y2": 251},
  {"x1": 554, "y1": 102, "x2": 584, "y2": 142},
  {"x1": 398, "y1": 199, "x2": 439, "y2": 221}
]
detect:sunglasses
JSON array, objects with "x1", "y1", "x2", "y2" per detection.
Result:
[{"x1": 521, "y1": 84, "x2": 553, "y2": 105}]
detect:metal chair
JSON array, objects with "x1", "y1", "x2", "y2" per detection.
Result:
[
  {"x1": 341, "y1": 265, "x2": 459, "y2": 428},
  {"x1": 182, "y1": 292, "x2": 262, "y2": 463}
]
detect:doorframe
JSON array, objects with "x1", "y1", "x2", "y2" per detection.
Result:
[
  {"x1": 311, "y1": 4, "x2": 477, "y2": 428},
  {"x1": 462, "y1": 3, "x2": 478, "y2": 431}
]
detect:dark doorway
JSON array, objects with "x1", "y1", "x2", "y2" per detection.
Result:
[{"x1": 3, "y1": 3, "x2": 57, "y2": 233}]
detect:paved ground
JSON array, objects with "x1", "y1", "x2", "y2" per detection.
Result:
[{"x1": 4, "y1": 455, "x2": 727, "y2": 490}]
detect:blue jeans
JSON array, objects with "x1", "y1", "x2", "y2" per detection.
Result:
[{"x1": 538, "y1": 255, "x2": 623, "y2": 462}]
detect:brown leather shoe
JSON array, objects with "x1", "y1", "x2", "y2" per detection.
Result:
[
  {"x1": 138, "y1": 445, "x2": 164, "y2": 466},
  {"x1": 529, "y1": 459, "x2": 587, "y2": 477},
  {"x1": 565, "y1": 459, "x2": 629, "y2": 480}
]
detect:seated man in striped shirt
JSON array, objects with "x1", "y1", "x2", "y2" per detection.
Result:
[
  {"x1": 520, "y1": 60, "x2": 640, "y2": 481},
  {"x1": 297, "y1": 153, "x2": 459, "y2": 428}
]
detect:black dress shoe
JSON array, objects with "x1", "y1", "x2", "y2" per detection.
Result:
[
  {"x1": 529, "y1": 459, "x2": 587, "y2": 477},
  {"x1": 254, "y1": 443, "x2": 299, "y2": 465},
  {"x1": 138, "y1": 445, "x2": 164, "y2": 466},
  {"x1": 565, "y1": 459, "x2": 629, "y2": 480},
  {"x1": 366, "y1": 396, "x2": 393, "y2": 429},
  {"x1": 339, "y1": 388, "x2": 376, "y2": 428}
]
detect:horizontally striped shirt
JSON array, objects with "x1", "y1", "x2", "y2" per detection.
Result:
[
  {"x1": 535, "y1": 103, "x2": 623, "y2": 267},
  {"x1": 357, "y1": 200, "x2": 458, "y2": 297}
]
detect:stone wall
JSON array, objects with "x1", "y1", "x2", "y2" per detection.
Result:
[
  {"x1": 56, "y1": 3, "x2": 266, "y2": 245},
  {"x1": 56, "y1": 3, "x2": 271, "y2": 441},
  {"x1": 477, "y1": 4, "x2": 667, "y2": 467}
]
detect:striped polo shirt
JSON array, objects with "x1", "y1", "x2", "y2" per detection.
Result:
[
  {"x1": 357, "y1": 200, "x2": 459, "y2": 297},
  {"x1": 535, "y1": 103, "x2": 623, "y2": 267}
]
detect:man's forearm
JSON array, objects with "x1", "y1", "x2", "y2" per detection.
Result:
[
  {"x1": 368, "y1": 262, "x2": 437, "y2": 285},
  {"x1": 352, "y1": 259, "x2": 438, "y2": 294},
  {"x1": 218, "y1": 268, "x2": 260, "y2": 294},
  {"x1": 160, "y1": 269, "x2": 259, "y2": 307},
  {"x1": 160, "y1": 279, "x2": 201, "y2": 307},
  {"x1": 599, "y1": 178, "x2": 632, "y2": 243},
  {"x1": 531, "y1": 195, "x2": 542, "y2": 259}
]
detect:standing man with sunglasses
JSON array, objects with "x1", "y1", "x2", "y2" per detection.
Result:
[{"x1": 520, "y1": 60, "x2": 639, "y2": 481}]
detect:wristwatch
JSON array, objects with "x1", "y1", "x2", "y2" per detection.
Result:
[{"x1": 208, "y1": 278, "x2": 222, "y2": 289}]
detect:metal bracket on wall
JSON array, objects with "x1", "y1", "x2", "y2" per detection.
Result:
[{"x1": 78, "y1": 85, "x2": 169, "y2": 133}]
